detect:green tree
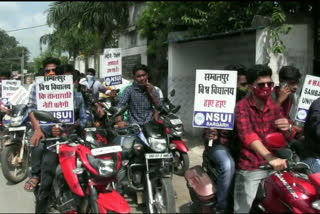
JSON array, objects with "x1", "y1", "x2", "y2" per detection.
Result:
[
  {"x1": 138, "y1": 1, "x2": 313, "y2": 55},
  {"x1": 46, "y1": 1, "x2": 130, "y2": 75},
  {"x1": 0, "y1": 29, "x2": 29, "y2": 72}
]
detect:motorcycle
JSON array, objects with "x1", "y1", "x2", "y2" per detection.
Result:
[
  {"x1": 32, "y1": 110, "x2": 131, "y2": 213},
  {"x1": 0, "y1": 104, "x2": 32, "y2": 183},
  {"x1": 185, "y1": 132, "x2": 320, "y2": 213},
  {"x1": 113, "y1": 109, "x2": 176, "y2": 213},
  {"x1": 158, "y1": 89, "x2": 189, "y2": 176}
]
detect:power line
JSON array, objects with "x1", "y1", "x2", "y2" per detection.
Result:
[{"x1": 5, "y1": 24, "x2": 48, "y2": 33}]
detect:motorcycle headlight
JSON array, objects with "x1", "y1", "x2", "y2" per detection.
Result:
[
  {"x1": 312, "y1": 200, "x2": 320, "y2": 210},
  {"x1": 171, "y1": 125, "x2": 184, "y2": 137},
  {"x1": 149, "y1": 137, "x2": 167, "y2": 152},
  {"x1": 10, "y1": 116, "x2": 23, "y2": 127},
  {"x1": 87, "y1": 155, "x2": 116, "y2": 177}
]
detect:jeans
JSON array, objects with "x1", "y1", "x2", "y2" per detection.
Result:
[
  {"x1": 301, "y1": 157, "x2": 320, "y2": 173},
  {"x1": 35, "y1": 150, "x2": 58, "y2": 213},
  {"x1": 207, "y1": 144, "x2": 235, "y2": 211},
  {"x1": 233, "y1": 169, "x2": 273, "y2": 213},
  {"x1": 30, "y1": 142, "x2": 45, "y2": 178}
]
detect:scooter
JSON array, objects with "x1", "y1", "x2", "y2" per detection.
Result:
[
  {"x1": 158, "y1": 89, "x2": 189, "y2": 176},
  {"x1": 0, "y1": 104, "x2": 32, "y2": 184},
  {"x1": 32, "y1": 110, "x2": 131, "y2": 213},
  {"x1": 185, "y1": 132, "x2": 320, "y2": 213}
]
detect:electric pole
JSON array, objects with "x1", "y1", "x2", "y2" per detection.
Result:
[{"x1": 21, "y1": 49, "x2": 24, "y2": 84}]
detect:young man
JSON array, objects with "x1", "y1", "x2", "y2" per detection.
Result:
[
  {"x1": 272, "y1": 65, "x2": 303, "y2": 136},
  {"x1": 115, "y1": 64, "x2": 161, "y2": 128},
  {"x1": 24, "y1": 57, "x2": 61, "y2": 192},
  {"x1": 203, "y1": 64, "x2": 248, "y2": 213},
  {"x1": 300, "y1": 97, "x2": 320, "y2": 172},
  {"x1": 233, "y1": 64, "x2": 295, "y2": 213}
]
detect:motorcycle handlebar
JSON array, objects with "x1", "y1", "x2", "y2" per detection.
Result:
[{"x1": 259, "y1": 161, "x2": 310, "y2": 172}]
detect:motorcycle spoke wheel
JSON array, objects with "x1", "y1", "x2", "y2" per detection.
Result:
[
  {"x1": 173, "y1": 151, "x2": 189, "y2": 176},
  {"x1": 149, "y1": 178, "x2": 176, "y2": 213}
]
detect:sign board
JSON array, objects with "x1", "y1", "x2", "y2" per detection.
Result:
[
  {"x1": 36, "y1": 75, "x2": 74, "y2": 125},
  {"x1": 8, "y1": 86, "x2": 29, "y2": 105},
  {"x1": 295, "y1": 75, "x2": 320, "y2": 122},
  {"x1": 192, "y1": 70, "x2": 237, "y2": 130},
  {"x1": 1, "y1": 80, "x2": 21, "y2": 105},
  {"x1": 100, "y1": 48, "x2": 122, "y2": 86}
]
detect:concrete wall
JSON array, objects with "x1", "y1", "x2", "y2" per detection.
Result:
[
  {"x1": 256, "y1": 24, "x2": 314, "y2": 86},
  {"x1": 118, "y1": 2, "x2": 148, "y2": 80},
  {"x1": 168, "y1": 23, "x2": 313, "y2": 138},
  {"x1": 168, "y1": 33, "x2": 256, "y2": 137}
]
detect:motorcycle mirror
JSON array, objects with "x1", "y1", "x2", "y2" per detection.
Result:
[
  {"x1": 264, "y1": 132, "x2": 286, "y2": 150},
  {"x1": 170, "y1": 89, "x2": 175, "y2": 97},
  {"x1": 33, "y1": 111, "x2": 60, "y2": 123},
  {"x1": 109, "y1": 105, "x2": 129, "y2": 117}
]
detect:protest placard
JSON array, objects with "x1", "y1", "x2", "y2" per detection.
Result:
[
  {"x1": 1, "y1": 80, "x2": 21, "y2": 105},
  {"x1": 8, "y1": 86, "x2": 29, "y2": 105},
  {"x1": 193, "y1": 70, "x2": 237, "y2": 130},
  {"x1": 295, "y1": 74, "x2": 320, "y2": 122},
  {"x1": 100, "y1": 48, "x2": 122, "y2": 86},
  {"x1": 36, "y1": 75, "x2": 74, "y2": 125}
]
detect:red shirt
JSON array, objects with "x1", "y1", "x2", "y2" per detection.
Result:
[{"x1": 235, "y1": 95, "x2": 295, "y2": 170}]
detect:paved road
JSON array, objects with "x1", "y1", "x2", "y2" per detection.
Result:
[{"x1": 0, "y1": 136, "x2": 203, "y2": 213}]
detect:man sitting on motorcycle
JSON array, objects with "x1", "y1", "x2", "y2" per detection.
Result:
[
  {"x1": 24, "y1": 57, "x2": 61, "y2": 192},
  {"x1": 114, "y1": 64, "x2": 161, "y2": 194},
  {"x1": 26, "y1": 63, "x2": 87, "y2": 213},
  {"x1": 300, "y1": 97, "x2": 320, "y2": 172},
  {"x1": 272, "y1": 65, "x2": 303, "y2": 138},
  {"x1": 233, "y1": 64, "x2": 296, "y2": 213},
  {"x1": 202, "y1": 64, "x2": 248, "y2": 214}
]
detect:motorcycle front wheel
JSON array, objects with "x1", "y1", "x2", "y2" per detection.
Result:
[
  {"x1": 147, "y1": 178, "x2": 176, "y2": 213},
  {"x1": 0, "y1": 142, "x2": 29, "y2": 184},
  {"x1": 173, "y1": 150, "x2": 189, "y2": 176}
]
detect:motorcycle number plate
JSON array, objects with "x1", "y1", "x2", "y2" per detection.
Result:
[
  {"x1": 145, "y1": 153, "x2": 173, "y2": 159},
  {"x1": 170, "y1": 119, "x2": 182, "y2": 125},
  {"x1": 9, "y1": 126, "x2": 26, "y2": 131},
  {"x1": 91, "y1": 145, "x2": 122, "y2": 156},
  {"x1": 85, "y1": 127, "x2": 96, "y2": 132}
]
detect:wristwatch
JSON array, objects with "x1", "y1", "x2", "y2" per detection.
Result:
[{"x1": 288, "y1": 124, "x2": 293, "y2": 133}]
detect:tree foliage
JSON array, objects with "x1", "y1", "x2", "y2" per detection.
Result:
[
  {"x1": 46, "y1": 1, "x2": 130, "y2": 54},
  {"x1": 0, "y1": 28, "x2": 30, "y2": 73},
  {"x1": 138, "y1": 1, "x2": 314, "y2": 55}
]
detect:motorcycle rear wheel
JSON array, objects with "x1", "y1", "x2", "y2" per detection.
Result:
[
  {"x1": 173, "y1": 151, "x2": 189, "y2": 176},
  {"x1": 147, "y1": 178, "x2": 176, "y2": 213},
  {"x1": 0, "y1": 143, "x2": 29, "y2": 184}
]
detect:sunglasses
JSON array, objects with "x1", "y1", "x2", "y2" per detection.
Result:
[
  {"x1": 44, "y1": 68, "x2": 56, "y2": 73},
  {"x1": 254, "y1": 81, "x2": 274, "y2": 89}
]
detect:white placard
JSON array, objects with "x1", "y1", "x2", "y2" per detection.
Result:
[
  {"x1": 1, "y1": 80, "x2": 21, "y2": 105},
  {"x1": 36, "y1": 75, "x2": 74, "y2": 125},
  {"x1": 8, "y1": 86, "x2": 29, "y2": 105},
  {"x1": 192, "y1": 70, "x2": 237, "y2": 130},
  {"x1": 100, "y1": 48, "x2": 122, "y2": 86},
  {"x1": 295, "y1": 75, "x2": 320, "y2": 122}
]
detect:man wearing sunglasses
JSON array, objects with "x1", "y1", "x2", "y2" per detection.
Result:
[
  {"x1": 233, "y1": 64, "x2": 296, "y2": 213},
  {"x1": 24, "y1": 57, "x2": 61, "y2": 192}
]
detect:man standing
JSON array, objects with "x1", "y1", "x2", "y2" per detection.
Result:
[{"x1": 233, "y1": 64, "x2": 295, "y2": 213}]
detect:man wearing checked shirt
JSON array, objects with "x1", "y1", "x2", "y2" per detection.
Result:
[{"x1": 233, "y1": 64, "x2": 296, "y2": 213}]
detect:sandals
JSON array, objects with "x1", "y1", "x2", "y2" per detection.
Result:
[{"x1": 24, "y1": 177, "x2": 39, "y2": 192}]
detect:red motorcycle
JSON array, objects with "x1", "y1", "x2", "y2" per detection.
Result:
[
  {"x1": 185, "y1": 132, "x2": 320, "y2": 213},
  {"x1": 33, "y1": 110, "x2": 130, "y2": 213},
  {"x1": 158, "y1": 89, "x2": 189, "y2": 176}
]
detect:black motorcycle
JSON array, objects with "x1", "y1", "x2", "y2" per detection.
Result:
[
  {"x1": 114, "y1": 117, "x2": 176, "y2": 213},
  {"x1": 0, "y1": 104, "x2": 32, "y2": 183}
]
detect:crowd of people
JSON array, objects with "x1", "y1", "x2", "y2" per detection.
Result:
[{"x1": 1, "y1": 55, "x2": 320, "y2": 213}]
